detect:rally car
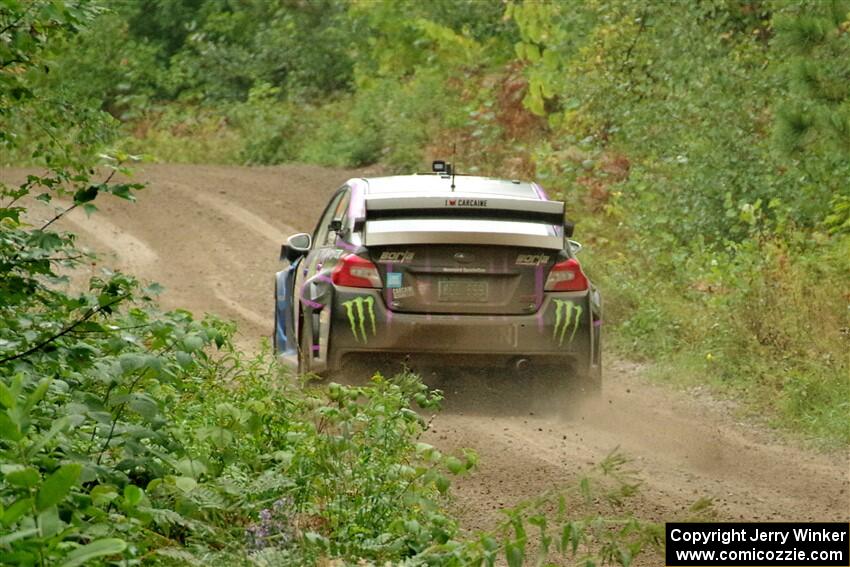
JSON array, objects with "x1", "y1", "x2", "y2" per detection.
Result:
[{"x1": 274, "y1": 163, "x2": 602, "y2": 392}]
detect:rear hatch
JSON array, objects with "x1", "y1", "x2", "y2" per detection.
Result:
[
  {"x1": 358, "y1": 192, "x2": 566, "y2": 315},
  {"x1": 369, "y1": 244, "x2": 557, "y2": 315}
]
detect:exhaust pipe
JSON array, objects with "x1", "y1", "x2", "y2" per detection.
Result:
[{"x1": 514, "y1": 358, "x2": 531, "y2": 372}]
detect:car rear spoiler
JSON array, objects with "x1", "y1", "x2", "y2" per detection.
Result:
[
  {"x1": 354, "y1": 194, "x2": 565, "y2": 228},
  {"x1": 355, "y1": 194, "x2": 570, "y2": 250}
]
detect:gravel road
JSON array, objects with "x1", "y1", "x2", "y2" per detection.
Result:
[{"x1": 7, "y1": 164, "x2": 847, "y2": 562}]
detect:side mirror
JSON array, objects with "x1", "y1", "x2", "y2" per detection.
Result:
[
  {"x1": 280, "y1": 232, "x2": 311, "y2": 263},
  {"x1": 563, "y1": 220, "x2": 575, "y2": 238},
  {"x1": 568, "y1": 240, "x2": 583, "y2": 255}
]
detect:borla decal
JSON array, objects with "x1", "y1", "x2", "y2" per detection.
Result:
[
  {"x1": 379, "y1": 250, "x2": 415, "y2": 263},
  {"x1": 342, "y1": 296, "x2": 376, "y2": 343},
  {"x1": 516, "y1": 253, "x2": 550, "y2": 266},
  {"x1": 553, "y1": 300, "x2": 582, "y2": 346}
]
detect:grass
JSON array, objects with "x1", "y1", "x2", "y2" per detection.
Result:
[{"x1": 593, "y1": 223, "x2": 850, "y2": 447}]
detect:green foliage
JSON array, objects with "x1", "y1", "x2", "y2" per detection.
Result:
[
  {"x1": 506, "y1": 0, "x2": 849, "y2": 444},
  {"x1": 229, "y1": 83, "x2": 298, "y2": 165},
  {"x1": 71, "y1": 0, "x2": 355, "y2": 104},
  {"x1": 295, "y1": 70, "x2": 460, "y2": 171},
  {"x1": 24, "y1": 0, "x2": 520, "y2": 168},
  {"x1": 416, "y1": 450, "x2": 662, "y2": 566},
  {"x1": 774, "y1": 1, "x2": 850, "y2": 152},
  {"x1": 1, "y1": 1, "x2": 121, "y2": 168},
  {"x1": 2, "y1": 152, "x2": 236, "y2": 565},
  {"x1": 0, "y1": 1, "x2": 100, "y2": 104}
]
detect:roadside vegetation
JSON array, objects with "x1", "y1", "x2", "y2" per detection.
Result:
[
  {"x1": 1, "y1": 1, "x2": 664, "y2": 565},
  {"x1": 12, "y1": 0, "x2": 843, "y2": 445}
]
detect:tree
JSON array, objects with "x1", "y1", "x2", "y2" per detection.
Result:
[{"x1": 774, "y1": 0, "x2": 850, "y2": 231}]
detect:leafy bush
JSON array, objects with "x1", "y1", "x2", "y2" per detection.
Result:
[
  {"x1": 507, "y1": 0, "x2": 849, "y2": 444},
  {"x1": 116, "y1": 105, "x2": 242, "y2": 165},
  {"x1": 414, "y1": 450, "x2": 663, "y2": 567}
]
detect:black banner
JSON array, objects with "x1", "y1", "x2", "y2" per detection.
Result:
[{"x1": 666, "y1": 522, "x2": 849, "y2": 566}]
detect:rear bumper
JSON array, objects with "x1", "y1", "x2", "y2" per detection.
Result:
[{"x1": 324, "y1": 287, "x2": 598, "y2": 371}]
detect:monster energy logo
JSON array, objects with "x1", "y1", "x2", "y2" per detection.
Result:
[
  {"x1": 553, "y1": 300, "x2": 582, "y2": 346},
  {"x1": 342, "y1": 296, "x2": 376, "y2": 343}
]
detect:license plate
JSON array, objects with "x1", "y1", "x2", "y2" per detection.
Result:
[{"x1": 438, "y1": 278, "x2": 489, "y2": 302}]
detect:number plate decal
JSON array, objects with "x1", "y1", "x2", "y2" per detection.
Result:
[
  {"x1": 393, "y1": 286, "x2": 414, "y2": 299},
  {"x1": 438, "y1": 279, "x2": 489, "y2": 302}
]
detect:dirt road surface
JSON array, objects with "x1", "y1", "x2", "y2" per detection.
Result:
[{"x1": 6, "y1": 164, "x2": 848, "y2": 558}]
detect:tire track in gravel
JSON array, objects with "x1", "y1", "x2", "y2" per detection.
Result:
[
  {"x1": 164, "y1": 179, "x2": 299, "y2": 245},
  {"x1": 7, "y1": 164, "x2": 350, "y2": 342},
  {"x1": 25, "y1": 199, "x2": 160, "y2": 274},
  {"x1": 430, "y1": 361, "x2": 848, "y2": 533}
]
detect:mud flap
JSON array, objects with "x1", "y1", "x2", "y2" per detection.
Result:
[{"x1": 298, "y1": 273, "x2": 335, "y2": 375}]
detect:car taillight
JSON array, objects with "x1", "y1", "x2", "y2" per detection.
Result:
[
  {"x1": 332, "y1": 255, "x2": 382, "y2": 288},
  {"x1": 544, "y1": 258, "x2": 588, "y2": 291}
]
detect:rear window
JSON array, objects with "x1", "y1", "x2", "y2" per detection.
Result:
[{"x1": 365, "y1": 176, "x2": 539, "y2": 198}]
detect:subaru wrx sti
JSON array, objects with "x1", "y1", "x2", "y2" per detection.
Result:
[{"x1": 274, "y1": 164, "x2": 602, "y2": 392}]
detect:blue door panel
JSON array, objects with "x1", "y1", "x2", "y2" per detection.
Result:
[{"x1": 275, "y1": 257, "x2": 301, "y2": 355}]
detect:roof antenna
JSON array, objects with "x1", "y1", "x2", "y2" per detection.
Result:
[{"x1": 451, "y1": 143, "x2": 457, "y2": 192}]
